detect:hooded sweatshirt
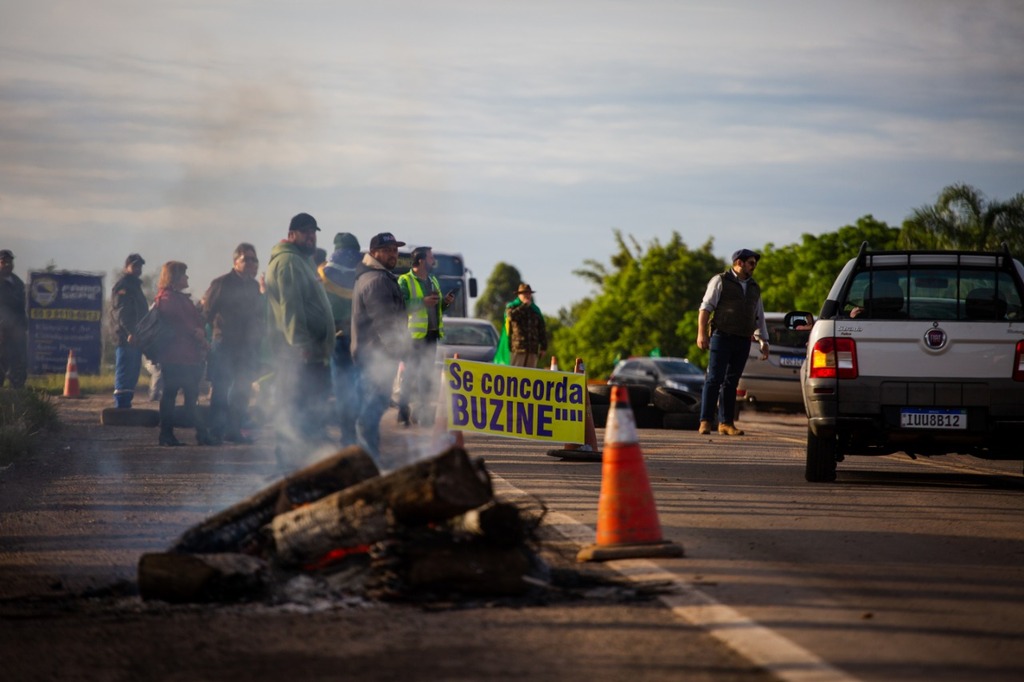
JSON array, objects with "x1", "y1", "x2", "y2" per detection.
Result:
[{"x1": 265, "y1": 240, "x2": 334, "y2": 363}]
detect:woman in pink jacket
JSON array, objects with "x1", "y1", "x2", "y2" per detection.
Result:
[{"x1": 153, "y1": 261, "x2": 212, "y2": 446}]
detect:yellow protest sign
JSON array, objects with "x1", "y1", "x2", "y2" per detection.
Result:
[{"x1": 443, "y1": 359, "x2": 587, "y2": 443}]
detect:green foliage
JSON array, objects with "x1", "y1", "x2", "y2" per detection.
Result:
[
  {"x1": 27, "y1": 372, "x2": 120, "y2": 396},
  {"x1": 755, "y1": 215, "x2": 900, "y2": 314},
  {"x1": 551, "y1": 230, "x2": 722, "y2": 378},
  {"x1": 0, "y1": 388, "x2": 60, "y2": 465},
  {"x1": 474, "y1": 262, "x2": 523, "y2": 329},
  {"x1": 899, "y1": 183, "x2": 1024, "y2": 255}
]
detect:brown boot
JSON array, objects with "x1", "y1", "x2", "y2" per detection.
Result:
[
  {"x1": 698, "y1": 420, "x2": 712, "y2": 435},
  {"x1": 718, "y1": 423, "x2": 744, "y2": 436}
]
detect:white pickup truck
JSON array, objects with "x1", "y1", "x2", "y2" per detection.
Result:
[{"x1": 797, "y1": 243, "x2": 1024, "y2": 482}]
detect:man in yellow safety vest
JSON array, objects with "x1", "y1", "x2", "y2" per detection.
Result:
[{"x1": 397, "y1": 246, "x2": 455, "y2": 425}]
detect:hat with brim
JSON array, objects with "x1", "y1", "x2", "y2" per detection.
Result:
[{"x1": 516, "y1": 283, "x2": 536, "y2": 295}]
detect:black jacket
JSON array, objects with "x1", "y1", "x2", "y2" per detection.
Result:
[{"x1": 111, "y1": 273, "x2": 148, "y2": 346}]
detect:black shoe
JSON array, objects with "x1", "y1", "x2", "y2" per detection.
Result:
[
  {"x1": 224, "y1": 431, "x2": 253, "y2": 445},
  {"x1": 196, "y1": 431, "x2": 222, "y2": 446},
  {"x1": 159, "y1": 433, "x2": 183, "y2": 447}
]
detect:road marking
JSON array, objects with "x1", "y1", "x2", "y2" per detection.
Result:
[{"x1": 492, "y1": 475, "x2": 864, "y2": 682}]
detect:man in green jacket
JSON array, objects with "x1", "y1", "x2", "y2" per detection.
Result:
[{"x1": 265, "y1": 212, "x2": 335, "y2": 466}]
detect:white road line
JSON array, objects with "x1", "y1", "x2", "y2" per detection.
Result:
[{"x1": 493, "y1": 476, "x2": 863, "y2": 682}]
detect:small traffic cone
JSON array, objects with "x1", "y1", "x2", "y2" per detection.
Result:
[
  {"x1": 577, "y1": 385, "x2": 683, "y2": 562},
  {"x1": 433, "y1": 354, "x2": 464, "y2": 450},
  {"x1": 549, "y1": 356, "x2": 558, "y2": 371},
  {"x1": 546, "y1": 358, "x2": 599, "y2": 461},
  {"x1": 62, "y1": 349, "x2": 82, "y2": 399}
]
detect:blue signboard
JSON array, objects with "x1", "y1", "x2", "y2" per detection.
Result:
[{"x1": 27, "y1": 271, "x2": 105, "y2": 375}]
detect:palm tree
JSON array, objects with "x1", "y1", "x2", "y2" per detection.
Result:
[{"x1": 899, "y1": 184, "x2": 1024, "y2": 255}]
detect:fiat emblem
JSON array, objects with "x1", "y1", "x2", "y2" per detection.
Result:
[{"x1": 924, "y1": 326, "x2": 947, "y2": 349}]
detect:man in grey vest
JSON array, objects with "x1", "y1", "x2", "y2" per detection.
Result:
[{"x1": 696, "y1": 248, "x2": 770, "y2": 436}]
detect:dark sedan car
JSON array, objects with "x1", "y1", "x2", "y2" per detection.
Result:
[{"x1": 608, "y1": 356, "x2": 705, "y2": 415}]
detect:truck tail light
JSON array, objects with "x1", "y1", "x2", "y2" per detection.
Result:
[
  {"x1": 809, "y1": 337, "x2": 858, "y2": 379},
  {"x1": 1014, "y1": 340, "x2": 1024, "y2": 382}
]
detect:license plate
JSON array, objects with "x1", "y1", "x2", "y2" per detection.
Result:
[
  {"x1": 779, "y1": 355, "x2": 804, "y2": 368},
  {"x1": 900, "y1": 409, "x2": 967, "y2": 430}
]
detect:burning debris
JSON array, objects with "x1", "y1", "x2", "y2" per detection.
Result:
[{"x1": 138, "y1": 446, "x2": 549, "y2": 605}]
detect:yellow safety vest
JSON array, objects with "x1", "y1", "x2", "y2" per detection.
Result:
[{"x1": 398, "y1": 271, "x2": 444, "y2": 339}]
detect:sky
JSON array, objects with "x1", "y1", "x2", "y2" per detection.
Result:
[{"x1": 2, "y1": 0, "x2": 1023, "y2": 315}]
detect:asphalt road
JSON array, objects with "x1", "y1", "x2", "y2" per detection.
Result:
[
  {"x1": 2, "y1": 396, "x2": 1023, "y2": 682},
  {"x1": 469, "y1": 408, "x2": 1024, "y2": 682}
]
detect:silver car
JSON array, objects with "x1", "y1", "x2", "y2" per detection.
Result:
[
  {"x1": 435, "y1": 317, "x2": 500, "y2": 364},
  {"x1": 736, "y1": 312, "x2": 811, "y2": 411}
]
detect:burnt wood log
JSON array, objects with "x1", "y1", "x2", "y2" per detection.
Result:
[
  {"x1": 267, "y1": 447, "x2": 493, "y2": 567},
  {"x1": 138, "y1": 552, "x2": 270, "y2": 603},
  {"x1": 170, "y1": 446, "x2": 380, "y2": 555},
  {"x1": 402, "y1": 542, "x2": 534, "y2": 596},
  {"x1": 448, "y1": 502, "x2": 528, "y2": 548}
]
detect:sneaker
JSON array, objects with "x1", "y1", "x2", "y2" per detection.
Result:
[
  {"x1": 698, "y1": 420, "x2": 712, "y2": 435},
  {"x1": 718, "y1": 423, "x2": 745, "y2": 436}
]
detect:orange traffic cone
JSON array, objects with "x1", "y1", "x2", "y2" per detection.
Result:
[
  {"x1": 62, "y1": 349, "x2": 82, "y2": 399},
  {"x1": 546, "y1": 357, "x2": 599, "y2": 461},
  {"x1": 549, "y1": 356, "x2": 559, "y2": 371},
  {"x1": 433, "y1": 354, "x2": 464, "y2": 450},
  {"x1": 577, "y1": 385, "x2": 683, "y2": 562}
]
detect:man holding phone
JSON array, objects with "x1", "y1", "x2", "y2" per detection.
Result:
[{"x1": 397, "y1": 246, "x2": 454, "y2": 425}]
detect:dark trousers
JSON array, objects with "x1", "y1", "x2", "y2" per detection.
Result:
[
  {"x1": 159, "y1": 363, "x2": 203, "y2": 439},
  {"x1": 0, "y1": 326, "x2": 28, "y2": 389},
  {"x1": 700, "y1": 331, "x2": 751, "y2": 424},
  {"x1": 208, "y1": 341, "x2": 257, "y2": 438},
  {"x1": 398, "y1": 332, "x2": 439, "y2": 421},
  {"x1": 274, "y1": 357, "x2": 331, "y2": 462}
]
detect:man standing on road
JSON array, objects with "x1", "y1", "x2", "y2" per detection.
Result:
[
  {"x1": 0, "y1": 249, "x2": 27, "y2": 389},
  {"x1": 504, "y1": 283, "x2": 546, "y2": 368},
  {"x1": 319, "y1": 231, "x2": 362, "y2": 447},
  {"x1": 110, "y1": 253, "x2": 148, "y2": 408},
  {"x1": 696, "y1": 248, "x2": 769, "y2": 436},
  {"x1": 352, "y1": 232, "x2": 409, "y2": 463},
  {"x1": 202, "y1": 243, "x2": 264, "y2": 444},
  {"x1": 397, "y1": 246, "x2": 454, "y2": 426},
  {"x1": 265, "y1": 213, "x2": 335, "y2": 465}
]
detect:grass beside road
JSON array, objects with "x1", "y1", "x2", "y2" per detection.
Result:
[{"x1": 0, "y1": 388, "x2": 60, "y2": 467}]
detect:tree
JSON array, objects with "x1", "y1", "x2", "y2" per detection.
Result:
[
  {"x1": 899, "y1": 183, "x2": 1024, "y2": 255},
  {"x1": 755, "y1": 216, "x2": 900, "y2": 314},
  {"x1": 550, "y1": 230, "x2": 721, "y2": 378},
  {"x1": 474, "y1": 262, "x2": 523, "y2": 330}
]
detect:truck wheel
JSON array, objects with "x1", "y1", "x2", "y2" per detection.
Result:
[
  {"x1": 590, "y1": 404, "x2": 609, "y2": 428},
  {"x1": 652, "y1": 386, "x2": 698, "y2": 414},
  {"x1": 587, "y1": 384, "x2": 612, "y2": 406},
  {"x1": 805, "y1": 427, "x2": 838, "y2": 482}
]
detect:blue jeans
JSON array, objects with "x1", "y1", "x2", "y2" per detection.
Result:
[
  {"x1": 331, "y1": 335, "x2": 359, "y2": 447},
  {"x1": 700, "y1": 331, "x2": 751, "y2": 424},
  {"x1": 114, "y1": 345, "x2": 143, "y2": 408},
  {"x1": 355, "y1": 359, "x2": 399, "y2": 466}
]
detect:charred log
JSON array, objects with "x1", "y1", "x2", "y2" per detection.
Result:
[
  {"x1": 170, "y1": 446, "x2": 379, "y2": 555},
  {"x1": 138, "y1": 552, "x2": 270, "y2": 603},
  {"x1": 266, "y1": 447, "x2": 493, "y2": 567}
]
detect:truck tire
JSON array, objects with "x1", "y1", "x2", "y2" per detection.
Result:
[
  {"x1": 100, "y1": 408, "x2": 160, "y2": 428},
  {"x1": 805, "y1": 427, "x2": 838, "y2": 482},
  {"x1": 590, "y1": 404, "x2": 609, "y2": 428},
  {"x1": 662, "y1": 412, "x2": 698, "y2": 430}
]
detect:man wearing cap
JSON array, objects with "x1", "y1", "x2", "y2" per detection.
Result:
[
  {"x1": 265, "y1": 213, "x2": 335, "y2": 463},
  {"x1": 202, "y1": 243, "x2": 264, "y2": 444},
  {"x1": 351, "y1": 232, "x2": 409, "y2": 462},
  {"x1": 504, "y1": 283, "x2": 547, "y2": 368},
  {"x1": 110, "y1": 253, "x2": 149, "y2": 407},
  {"x1": 0, "y1": 249, "x2": 28, "y2": 389},
  {"x1": 396, "y1": 246, "x2": 455, "y2": 425},
  {"x1": 319, "y1": 232, "x2": 362, "y2": 447},
  {"x1": 696, "y1": 248, "x2": 770, "y2": 436}
]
